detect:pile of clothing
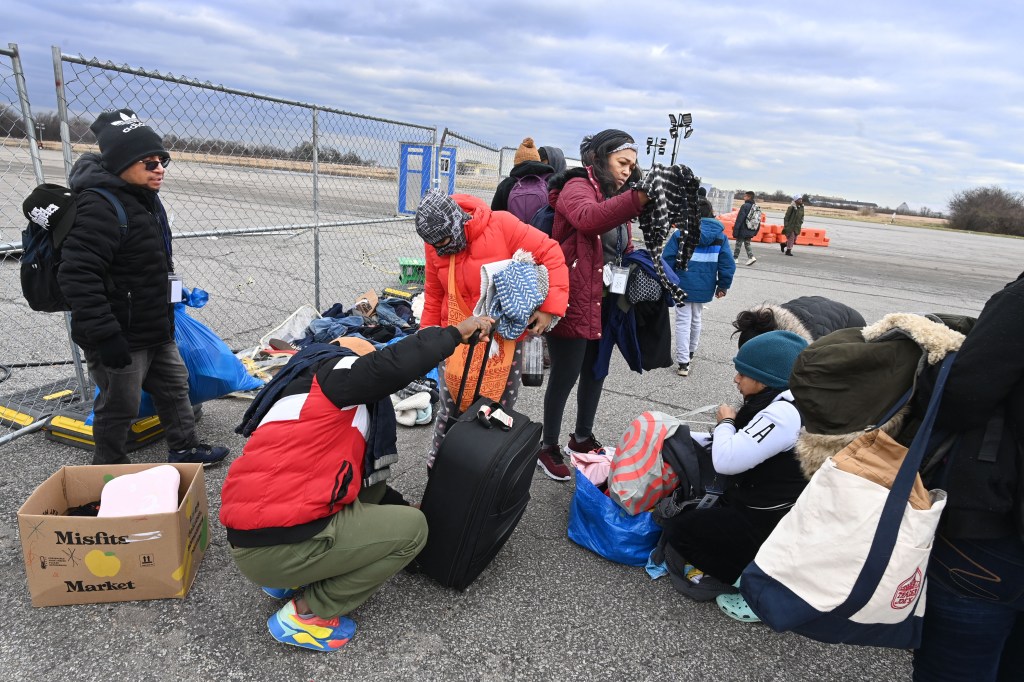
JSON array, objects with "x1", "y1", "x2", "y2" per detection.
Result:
[{"x1": 244, "y1": 289, "x2": 440, "y2": 427}]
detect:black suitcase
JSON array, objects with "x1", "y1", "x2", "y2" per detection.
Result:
[{"x1": 417, "y1": 334, "x2": 542, "y2": 590}]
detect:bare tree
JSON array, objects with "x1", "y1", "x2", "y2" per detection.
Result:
[{"x1": 947, "y1": 186, "x2": 1024, "y2": 236}]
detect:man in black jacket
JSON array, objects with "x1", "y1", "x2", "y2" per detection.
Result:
[
  {"x1": 732, "y1": 191, "x2": 759, "y2": 266},
  {"x1": 58, "y1": 108, "x2": 228, "y2": 466}
]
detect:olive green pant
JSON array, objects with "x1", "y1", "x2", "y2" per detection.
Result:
[{"x1": 229, "y1": 482, "x2": 427, "y2": 618}]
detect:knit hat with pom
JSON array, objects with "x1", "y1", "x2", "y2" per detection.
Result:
[{"x1": 514, "y1": 137, "x2": 541, "y2": 166}]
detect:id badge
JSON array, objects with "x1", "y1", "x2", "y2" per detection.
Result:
[
  {"x1": 609, "y1": 265, "x2": 629, "y2": 294},
  {"x1": 168, "y1": 274, "x2": 183, "y2": 303}
]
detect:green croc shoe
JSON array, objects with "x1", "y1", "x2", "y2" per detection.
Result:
[{"x1": 716, "y1": 592, "x2": 760, "y2": 623}]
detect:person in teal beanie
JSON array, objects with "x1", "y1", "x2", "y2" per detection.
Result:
[{"x1": 660, "y1": 330, "x2": 809, "y2": 621}]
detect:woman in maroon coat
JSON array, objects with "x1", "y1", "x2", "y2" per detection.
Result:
[{"x1": 536, "y1": 129, "x2": 651, "y2": 480}]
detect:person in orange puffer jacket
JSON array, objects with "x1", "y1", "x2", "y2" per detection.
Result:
[{"x1": 416, "y1": 190, "x2": 568, "y2": 468}]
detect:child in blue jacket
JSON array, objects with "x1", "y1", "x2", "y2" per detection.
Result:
[{"x1": 663, "y1": 203, "x2": 736, "y2": 376}]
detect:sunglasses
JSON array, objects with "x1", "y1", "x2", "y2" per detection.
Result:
[{"x1": 139, "y1": 157, "x2": 171, "y2": 171}]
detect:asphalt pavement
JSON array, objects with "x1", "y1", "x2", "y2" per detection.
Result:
[{"x1": 1, "y1": 211, "x2": 1021, "y2": 681}]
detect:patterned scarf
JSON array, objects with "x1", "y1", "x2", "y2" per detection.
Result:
[
  {"x1": 636, "y1": 163, "x2": 701, "y2": 306},
  {"x1": 415, "y1": 189, "x2": 469, "y2": 256}
]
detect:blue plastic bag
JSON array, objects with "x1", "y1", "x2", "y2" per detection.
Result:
[
  {"x1": 567, "y1": 469, "x2": 662, "y2": 567},
  {"x1": 167, "y1": 301, "x2": 263, "y2": 405},
  {"x1": 89, "y1": 290, "x2": 262, "y2": 421}
]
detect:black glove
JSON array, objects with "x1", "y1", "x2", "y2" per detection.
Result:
[{"x1": 98, "y1": 334, "x2": 132, "y2": 369}]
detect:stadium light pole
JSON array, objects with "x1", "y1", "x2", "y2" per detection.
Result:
[
  {"x1": 645, "y1": 135, "x2": 667, "y2": 170},
  {"x1": 668, "y1": 112, "x2": 693, "y2": 165}
]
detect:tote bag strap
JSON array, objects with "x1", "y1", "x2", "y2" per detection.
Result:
[{"x1": 833, "y1": 351, "x2": 956, "y2": 618}]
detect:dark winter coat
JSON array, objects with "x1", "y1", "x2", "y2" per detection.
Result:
[
  {"x1": 779, "y1": 296, "x2": 867, "y2": 341},
  {"x1": 734, "y1": 199, "x2": 760, "y2": 240},
  {"x1": 547, "y1": 166, "x2": 643, "y2": 340},
  {"x1": 490, "y1": 160, "x2": 554, "y2": 213},
  {"x1": 59, "y1": 153, "x2": 175, "y2": 350},
  {"x1": 783, "y1": 201, "x2": 804, "y2": 236},
  {"x1": 933, "y1": 272, "x2": 1024, "y2": 541},
  {"x1": 594, "y1": 250, "x2": 675, "y2": 379}
]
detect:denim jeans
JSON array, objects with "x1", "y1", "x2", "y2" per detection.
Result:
[
  {"x1": 912, "y1": 533, "x2": 1024, "y2": 682},
  {"x1": 84, "y1": 341, "x2": 197, "y2": 465}
]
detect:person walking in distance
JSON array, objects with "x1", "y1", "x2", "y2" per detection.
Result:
[
  {"x1": 732, "y1": 191, "x2": 760, "y2": 266},
  {"x1": 57, "y1": 108, "x2": 228, "y2": 467},
  {"x1": 782, "y1": 194, "x2": 804, "y2": 256}
]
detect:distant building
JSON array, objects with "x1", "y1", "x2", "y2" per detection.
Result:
[
  {"x1": 896, "y1": 202, "x2": 911, "y2": 214},
  {"x1": 808, "y1": 195, "x2": 878, "y2": 211}
]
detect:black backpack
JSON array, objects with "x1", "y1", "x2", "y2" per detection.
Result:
[
  {"x1": 529, "y1": 203, "x2": 555, "y2": 236},
  {"x1": 20, "y1": 185, "x2": 128, "y2": 313}
]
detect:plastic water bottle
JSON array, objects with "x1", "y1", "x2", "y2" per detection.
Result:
[{"x1": 521, "y1": 336, "x2": 544, "y2": 387}]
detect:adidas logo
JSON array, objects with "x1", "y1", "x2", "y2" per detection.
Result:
[
  {"x1": 29, "y1": 203, "x2": 60, "y2": 229},
  {"x1": 111, "y1": 111, "x2": 144, "y2": 133},
  {"x1": 110, "y1": 111, "x2": 140, "y2": 126}
]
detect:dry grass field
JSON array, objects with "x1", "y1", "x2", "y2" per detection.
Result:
[
  {"x1": 15, "y1": 140, "x2": 946, "y2": 227},
  {"x1": 732, "y1": 198, "x2": 949, "y2": 230}
]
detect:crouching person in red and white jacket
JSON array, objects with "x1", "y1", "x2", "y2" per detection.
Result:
[{"x1": 220, "y1": 316, "x2": 493, "y2": 652}]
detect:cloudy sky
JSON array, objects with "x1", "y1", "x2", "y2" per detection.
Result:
[{"x1": 7, "y1": 0, "x2": 1023, "y2": 210}]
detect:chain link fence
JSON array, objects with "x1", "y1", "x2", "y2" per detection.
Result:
[
  {"x1": 0, "y1": 45, "x2": 595, "y2": 445},
  {"x1": 439, "y1": 129, "x2": 504, "y2": 203},
  {"x1": 0, "y1": 44, "x2": 81, "y2": 444},
  {"x1": 52, "y1": 52, "x2": 439, "y2": 354}
]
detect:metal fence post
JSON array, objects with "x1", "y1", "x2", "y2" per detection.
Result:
[
  {"x1": 50, "y1": 45, "x2": 90, "y2": 403},
  {"x1": 11, "y1": 44, "x2": 44, "y2": 184},
  {"x1": 51, "y1": 46, "x2": 75, "y2": 183},
  {"x1": 312, "y1": 106, "x2": 321, "y2": 312}
]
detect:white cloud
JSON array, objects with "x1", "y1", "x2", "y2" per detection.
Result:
[{"x1": 4, "y1": 0, "x2": 1022, "y2": 209}]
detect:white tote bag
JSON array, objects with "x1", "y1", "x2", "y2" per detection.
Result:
[{"x1": 740, "y1": 353, "x2": 955, "y2": 649}]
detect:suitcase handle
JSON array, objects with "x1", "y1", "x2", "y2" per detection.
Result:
[{"x1": 452, "y1": 324, "x2": 494, "y2": 418}]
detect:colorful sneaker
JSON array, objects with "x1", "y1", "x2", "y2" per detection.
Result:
[
  {"x1": 565, "y1": 433, "x2": 603, "y2": 456},
  {"x1": 267, "y1": 599, "x2": 356, "y2": 651},
  {"x1": 263, "y1": 586, "x2": 299, "y2": 600},
  {"x1": 536, "y1": 444, "x2": 571, "y2": 481},
  {"x1": 168, "y1": 443, "x2": 229, "y2": 467}
]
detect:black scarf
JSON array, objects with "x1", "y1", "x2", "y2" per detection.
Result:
[
  {"x1": 635, "y1": 163, "x2": 701, "y2": 306},
  {"x1": 734, "y1": 387, "x2": 785, "y2": 430}
]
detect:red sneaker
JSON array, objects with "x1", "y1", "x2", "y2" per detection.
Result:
[
  {"x1": 565, "y1": 434, "x2": 604, "y2": 456},
  {"x1": 536, "y1": 444, "x2": 571, "y2": 481}
]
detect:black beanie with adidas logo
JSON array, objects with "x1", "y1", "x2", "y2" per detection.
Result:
[{"x1": 90, "y1": 108, "x2": 168, "y2": 176}]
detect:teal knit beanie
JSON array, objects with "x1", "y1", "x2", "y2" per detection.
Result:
[{"x1": 733, "y1": 330, "x2": 808, "y2": 389}]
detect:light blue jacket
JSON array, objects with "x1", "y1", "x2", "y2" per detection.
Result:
[{"x1": 663, "y1": 218, "x2": 736, "y2": 304}]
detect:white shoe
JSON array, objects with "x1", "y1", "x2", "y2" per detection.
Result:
[{"x1": 746, "y1": 257, "x2": 757, "y2": 266}]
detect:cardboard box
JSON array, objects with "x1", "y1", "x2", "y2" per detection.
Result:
[{"x1": 17, "y1": 463, "x2": 209, "y2": 607}]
